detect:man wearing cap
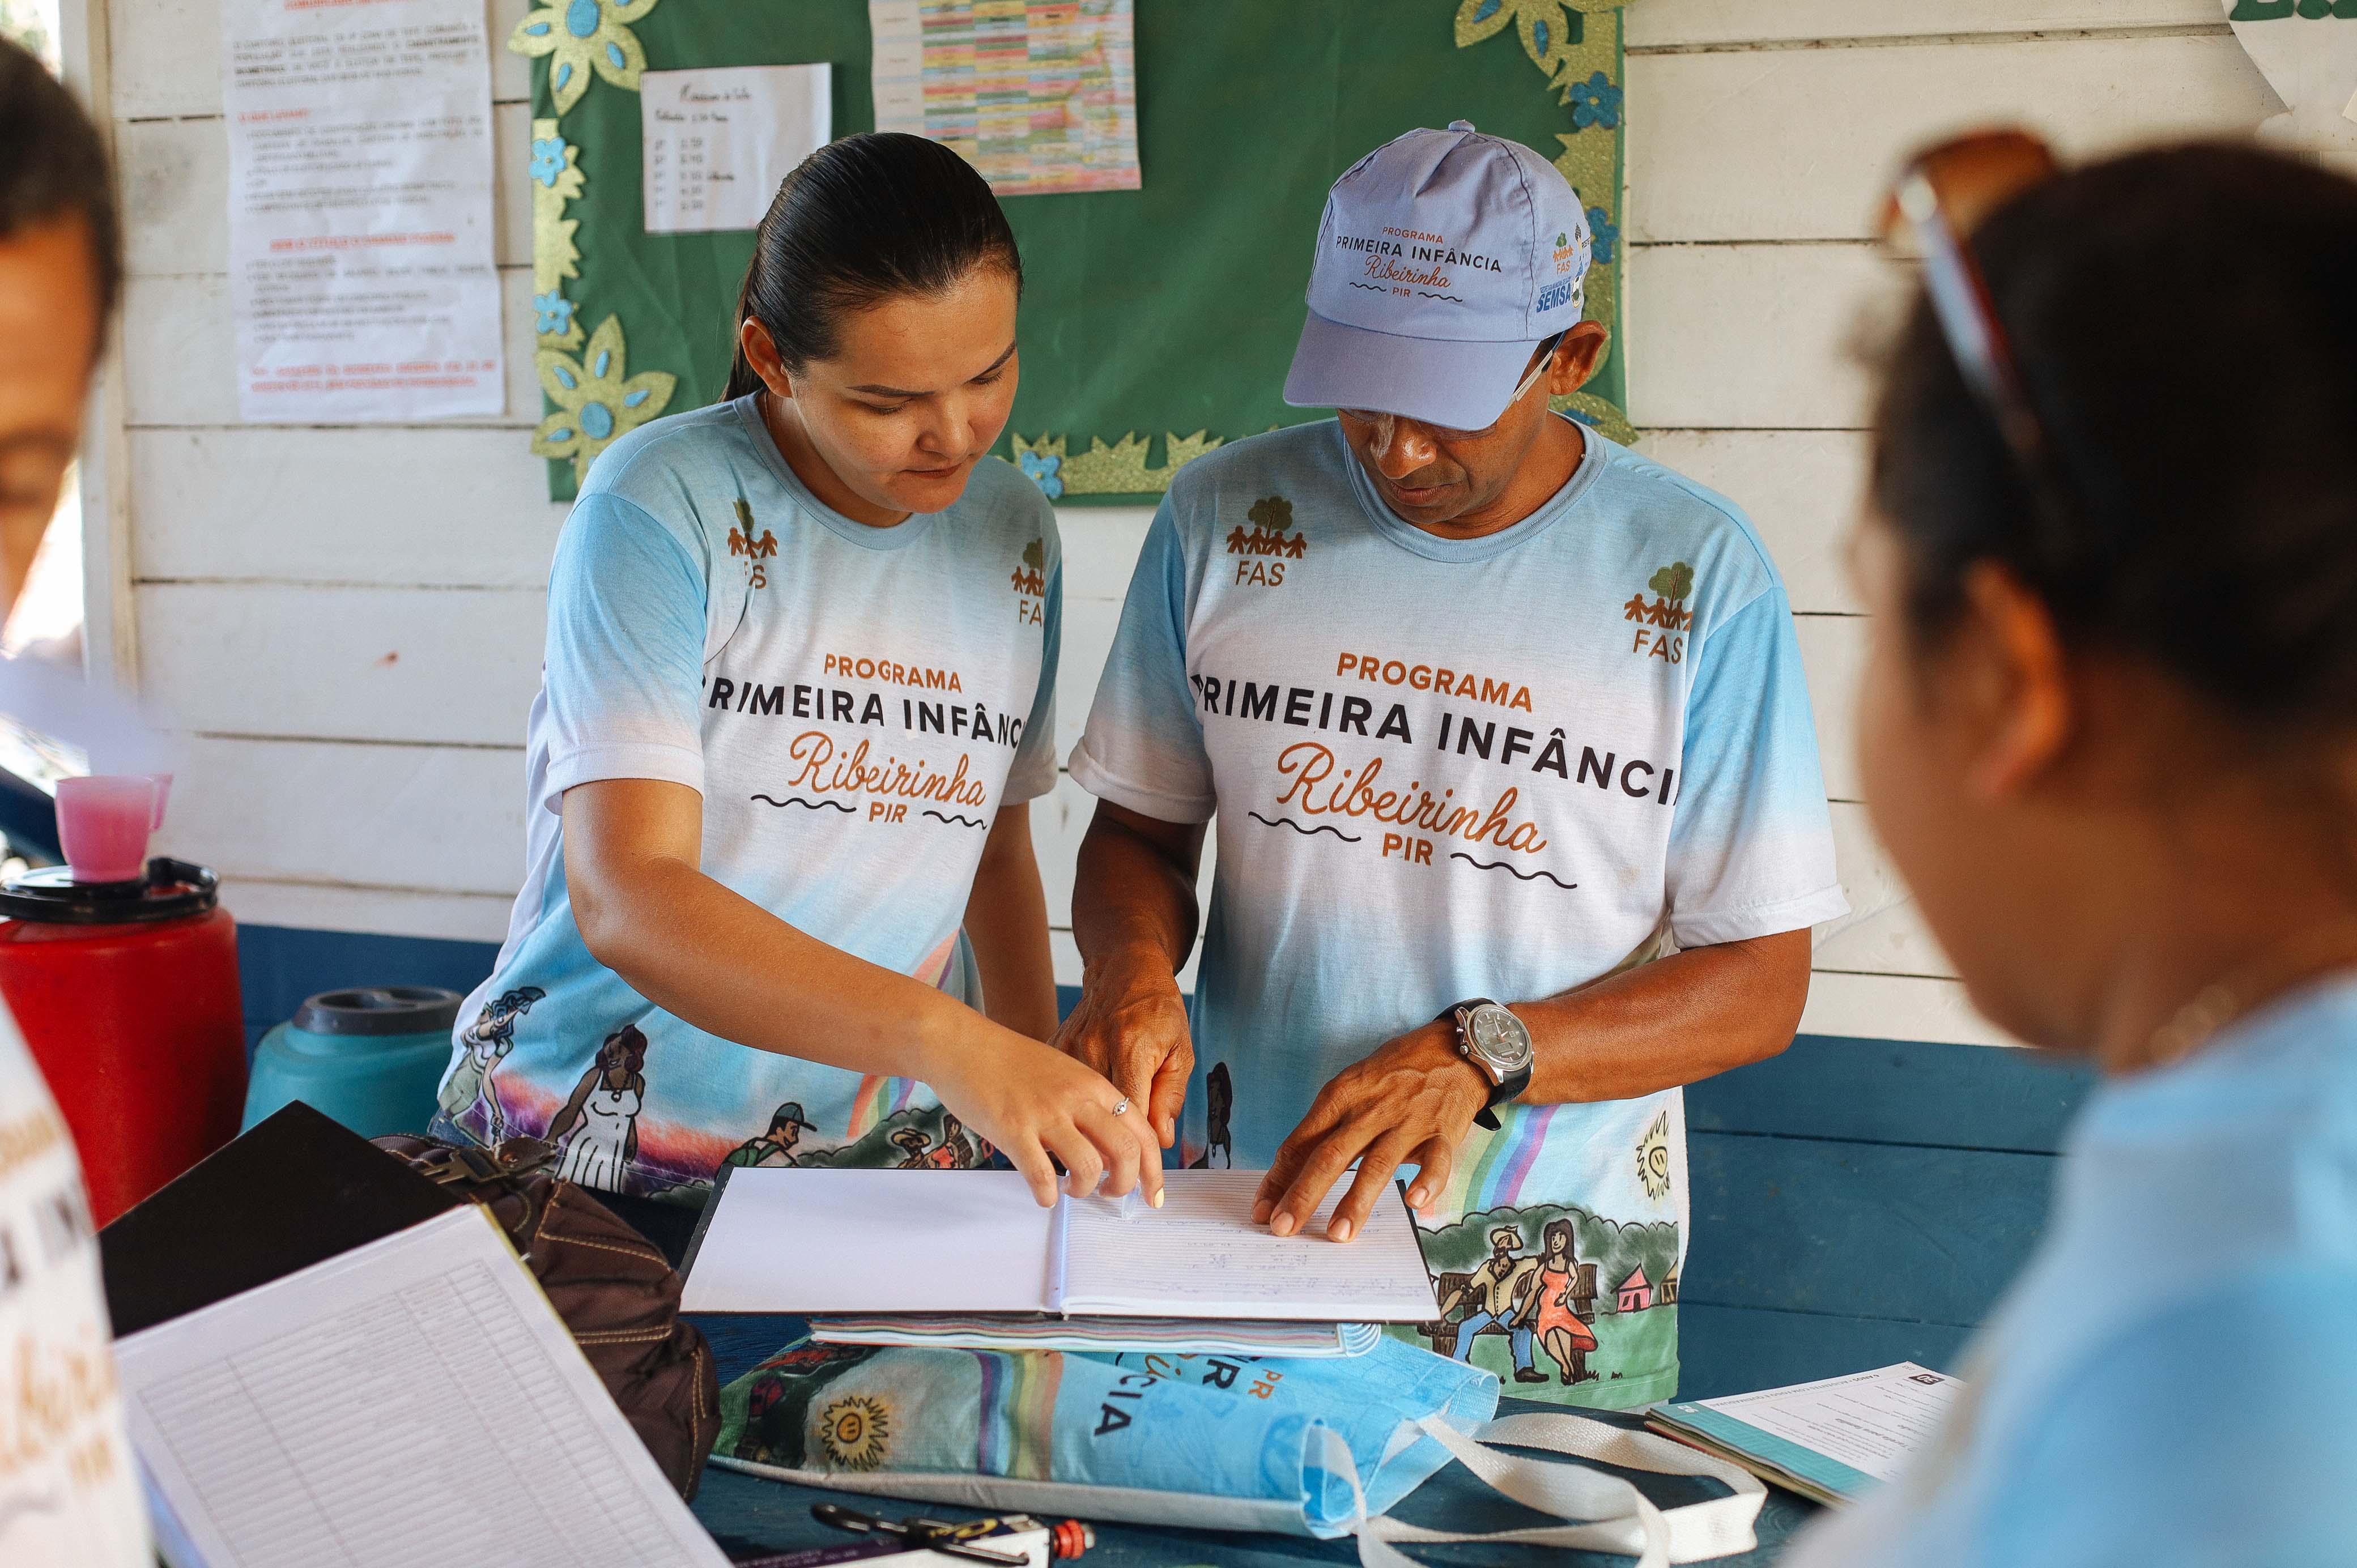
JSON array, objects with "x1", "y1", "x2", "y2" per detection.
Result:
[
  {"x1": 722, "y1": 1100, "x2": 815, "y2": 1169},
  {"x1": 1055, "y1": 123, "x2": 1845, "y2": 1405}
]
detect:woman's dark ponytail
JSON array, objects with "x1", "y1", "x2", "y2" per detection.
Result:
[{"x1": 724, "y1": 131, "x2": 1022, "y2": 400}]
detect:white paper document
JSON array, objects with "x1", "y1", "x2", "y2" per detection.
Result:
[
  {"x1": 222, "y1": 0, "x2": 504, "y2": 420},
  {"x1": 116, "y1": 1205, "x2": 727, "y2": 1568},
  {"x1": 680, "y1": 1168, "x2": 1438, "y2": 1322},
  {"x1": 640, "y1": 65, "x2": 832, "y2": 235},
  {"x1": 1650, "y1": 1362, "x2": 1967, "y2": 1505},
  {"x1": 1691, "y1": 1364, "x2": 1963, "y2": 1483}
]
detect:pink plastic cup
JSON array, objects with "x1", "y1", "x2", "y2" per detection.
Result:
[{"x1": 56, "y1": 775, "x2": 158, "y2": 884}]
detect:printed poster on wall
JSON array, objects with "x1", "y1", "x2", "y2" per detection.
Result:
[
  {"x1": 868, "y1": 0, "x2": 1141, "y2": 195},
  {"x1": 223, "y1": 0, "x2": 505, "y2": 421}
]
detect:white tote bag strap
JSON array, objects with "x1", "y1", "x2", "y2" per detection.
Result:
[{"x1": 1331, "y1": 1408, "x2": 1767, "y2": 1568}]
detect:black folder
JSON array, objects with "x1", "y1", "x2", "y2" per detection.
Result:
[{"x1": 98, "y1": 1101, "x2": 461, "y2": 1338}]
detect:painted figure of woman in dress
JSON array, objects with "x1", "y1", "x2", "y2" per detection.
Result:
[
  {"x1": 448, "y1": 986, "x2": 544, "y2": 1143},
  {"x1": 1530, "y1": 1218, "x2": 1598, "y2": 1386},
  {"x1": 549, "y1": 1024, "x2": 647, "y2": 1190}
]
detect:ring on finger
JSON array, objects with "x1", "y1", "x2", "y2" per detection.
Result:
[{"x1": 1110, "y1": 1098, "x2": 1131, "y2": 1117}]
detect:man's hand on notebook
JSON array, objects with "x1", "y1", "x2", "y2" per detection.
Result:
[
  {"x1": 926, "y1": 1032, "x2": 1165, "y2": 1209},
  {"x1": 1253, "y1": 1020, "x2": 1485, "y2": 1243},
  {"x1": 1050, "y1": 945, "x2": 1196, "y2": 1152}
]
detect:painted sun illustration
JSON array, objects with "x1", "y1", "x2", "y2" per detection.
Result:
[
  {"x1": 818, "y1": 1394, "x2": 893, "y2": 1471},
  {"x1": 1636, "y1": 1109, "x2": 1673, "y2": 1201}
]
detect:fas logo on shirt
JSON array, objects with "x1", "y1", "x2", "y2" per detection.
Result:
[
  {"x1": 1623, "y1": 561, "x2": 1694, "y2": 663},
  {"x1": 1010, "y1": 536, "x2": 1046, "y2": 625},
  {"x1": 1226, "y1": 495, "x2": 1308, "y2": 587}
]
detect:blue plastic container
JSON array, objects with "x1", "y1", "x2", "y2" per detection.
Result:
[{"x1": 241, "y1": 986, "x2": 461, "y2": 1138}]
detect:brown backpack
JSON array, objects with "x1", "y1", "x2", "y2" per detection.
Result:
[{"x1": 374, "y1": 1133, "x2": 719, "y2": 1499}]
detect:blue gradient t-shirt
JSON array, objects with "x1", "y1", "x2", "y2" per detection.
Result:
[
  {"x1": 1071, "y1": 417, "x2": 1845, "y2": 1407},
  {"x1": 441, "y1": 396, "x2": 1061, "y2": 1199}
]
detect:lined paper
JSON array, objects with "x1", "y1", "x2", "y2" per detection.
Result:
[
  {"x1": 680, "y1": 1169, "x2": 1437, "y2": 1323},
  {"x1": 1059, "y1": 1171, "x2": 1437, "y2": 1320},
  {"x1": 117, "y1": 1207, "x2": 727, "y2": 1568}
]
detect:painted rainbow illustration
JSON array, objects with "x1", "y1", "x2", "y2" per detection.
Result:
[{"x1": 973, "y1": 1350, "x2": 1062, "y2": 1480}]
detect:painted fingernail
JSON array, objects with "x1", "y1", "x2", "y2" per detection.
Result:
[
  {"x1": 1149, "y1": 1190, "x2": 1165, "y2": 1209},
  {"x1": 1271, "y1": 1212, "x2": 1296, "y2": 1237},
  {"x1": 1330, "y1": 1218, "x2": 1353, "y2": 1243},
  {"x1": 1407, "y1": 1187, "x2": 1428, "y2": 1208}
]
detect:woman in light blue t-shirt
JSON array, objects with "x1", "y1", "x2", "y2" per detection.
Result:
[
  {"x1": 437, "y1": 134, "x2": 1158, "y2": 1209},
  {"x1": 1789, "y1": 142, "x2": 2357, "y2": 1565}
]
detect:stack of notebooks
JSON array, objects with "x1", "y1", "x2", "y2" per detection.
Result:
[{"x1": 679, "y1": 1168, "x2": 1439, "y2": 1357}]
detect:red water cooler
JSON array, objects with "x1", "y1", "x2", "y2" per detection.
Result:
[{"x1": 0, "y1": 858, "x2": 247, "y2": 1226}]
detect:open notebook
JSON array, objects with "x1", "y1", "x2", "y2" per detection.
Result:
[{"x1": 679, "y1": 1168, "x2": 1439, "y2": 1323}]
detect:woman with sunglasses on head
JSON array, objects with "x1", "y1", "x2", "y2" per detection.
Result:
[
  {"x1": 1787, "y1": 139, "x2": 2357, "y2": 1566},
  {"x1": 436, "y1": 133, "x2": 1160, "y2": 1211}
]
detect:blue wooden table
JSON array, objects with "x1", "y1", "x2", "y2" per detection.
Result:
[{"x1": 686, "y1": 1315, "x2": 1818, "y2": 1567}]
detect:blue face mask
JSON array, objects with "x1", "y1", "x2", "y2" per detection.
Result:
[{"x1": 712, "y1": 1335, "x2": 1765, "y2": 1561}]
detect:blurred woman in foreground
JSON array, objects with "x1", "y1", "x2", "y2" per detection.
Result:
[{"x1": 1789, "y1": 140, "x2": 2357, "y2": 1566}]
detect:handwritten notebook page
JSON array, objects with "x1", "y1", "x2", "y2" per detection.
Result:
[
  {"x1": 1059, "y1": 1171, "x2": 1438, "y2": 1321},
  {"x1": 116, "y1": 1205, "x2": 727, "y2": 1568},
  {"x1": 679, "y1": 1168, "x2": 1054, "y2": 1314}
]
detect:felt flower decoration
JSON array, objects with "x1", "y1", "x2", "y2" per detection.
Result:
[
  {"x1": 509, "y1": 0, "x2": 659, "y2": 116},
  {"x1": 533, "y1": 315, "x2": 677, "y2": 483}
]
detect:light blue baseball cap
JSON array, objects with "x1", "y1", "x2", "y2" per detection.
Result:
[{"x1": 1283, "y1": 120, "x2": 1594, "y2": 429}]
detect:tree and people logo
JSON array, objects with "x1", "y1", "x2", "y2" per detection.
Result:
[
  {"x1": 1010, "y1": 536, "x2": 1046, "y2": 598},
  {"x1": 1227, "y1": 495, "x2": 1309, "y2": 560},
  {"x1": 729, "y1": 496, "x2": 778, "y2": 589},
  {"x1": 1623, "y1": 561, "x2": 1694, "y2": 630}
]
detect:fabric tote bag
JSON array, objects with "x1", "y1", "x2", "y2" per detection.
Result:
[{"x1": 710, "y1": 1336, "x2": 1765, "y2": 1567}]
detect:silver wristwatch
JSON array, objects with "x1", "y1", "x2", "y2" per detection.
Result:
[{"x1": 1443, "y1": 998, "x2": 1534, "y2": 1130}]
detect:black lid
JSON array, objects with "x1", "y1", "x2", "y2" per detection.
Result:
[
  {"x1": 0, "y1": 857, "x2": 219, "y2": 925},
  {"x1": 294, "y1": 986, "x2": 463, "y2": 1037}
]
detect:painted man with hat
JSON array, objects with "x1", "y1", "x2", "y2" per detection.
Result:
[
  {"x1": 1057, "y1": 122, "x2": 1847, "y2": 1405},
  {"x1": 722, "y1": 1100, "x2": 815, "y2": 1169}
]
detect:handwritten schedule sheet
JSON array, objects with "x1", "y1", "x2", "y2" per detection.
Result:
[{"x1": 640, "y1": 65, "x2": 831, "y2": 236}]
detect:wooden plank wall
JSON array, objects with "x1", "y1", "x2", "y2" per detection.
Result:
[{"x1": 107, "y1": 0, "x2": 2278, "y2": 1047}]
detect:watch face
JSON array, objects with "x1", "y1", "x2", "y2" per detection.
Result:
[{"x1": 1467, "y1": 1004, "x2": 1534, "y2": 1071}]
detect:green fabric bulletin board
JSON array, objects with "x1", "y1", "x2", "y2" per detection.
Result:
[{"x1": 520, "y1": 0, "x2": 1637, "y2": 502}]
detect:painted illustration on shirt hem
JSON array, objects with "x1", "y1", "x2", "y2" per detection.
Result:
[
  {"x1": 1413, "y1": 1201, "x2": 1678, "y2": 1393},
  {"x1": 1185, "y1": 1062, "x2": 1234, "y2": 1170},
  {"x1": 546, "y1": 1022, "x2": 647, "y2": 1188},
  {"x1": 441, "y1": 986, "x2": 545, "y2": 1143}
]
